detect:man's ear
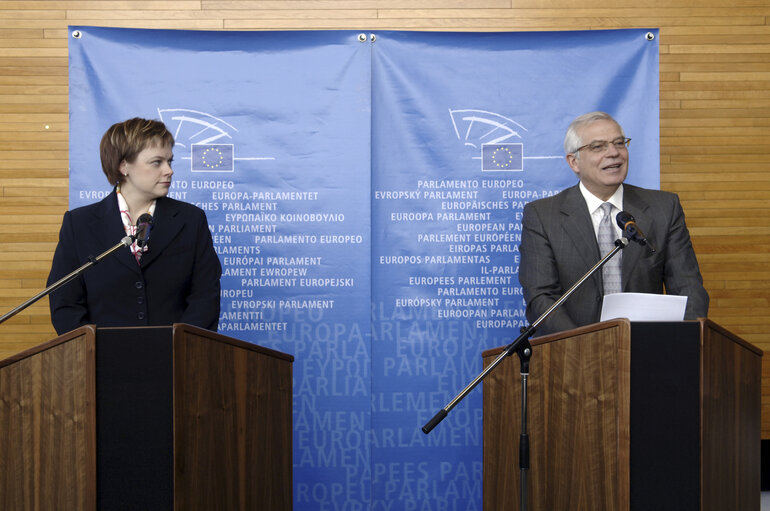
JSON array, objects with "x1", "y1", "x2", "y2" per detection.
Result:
[{"x1": 565, "y1": 153, "x2": 580, "y2": 175}]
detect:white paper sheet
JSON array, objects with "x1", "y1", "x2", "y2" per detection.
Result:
[{"x1": 600, "y1": 292, "x2": 688, "y2": 322}]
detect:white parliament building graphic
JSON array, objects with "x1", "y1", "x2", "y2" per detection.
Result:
[
  {"x1": 449, "y1": 108, "x2": 561, "y2": 172},
  {"x1": 157, "y1": 108, "x2": 274, "y2": 173}
]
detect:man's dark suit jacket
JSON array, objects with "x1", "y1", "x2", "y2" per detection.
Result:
[
  {"x1": 519, "y1": 183, "x2": 709, "y2": 335},
  {"x1": 47, "y1": 190, "x2": 222, "y2": 335}
]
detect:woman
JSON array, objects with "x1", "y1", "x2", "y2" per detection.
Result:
[{"x1": 47, "y1": 118, "x2": 222, "y2": 335}]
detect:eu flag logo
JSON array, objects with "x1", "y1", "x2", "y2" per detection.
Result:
[
  {"x1": 191, "y1": 144, "x2": 234, "y2": 172},
  {"x1": 482, "y1": 143, "x2": 523, "y2": 172}
]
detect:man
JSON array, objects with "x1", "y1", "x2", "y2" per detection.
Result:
[{"x1": 519, "y1": 111, "x2": 709, "y2": 335}]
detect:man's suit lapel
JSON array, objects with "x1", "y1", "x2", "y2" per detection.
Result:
[
  {"x1": 559, "y1": 185, "x2": 601, "y2": 269},
  {"x1": 139, "y1": 198, "x2": 183, "y2": 269},
  {"x1": 620, "y1": 185, "x2": 653, "y2": 290},
  {"x1": 89, "y1": 191, "x2": 141, "y2": 274}
]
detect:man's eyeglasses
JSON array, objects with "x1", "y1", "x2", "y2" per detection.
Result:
[{"x1": 574, "y1": 137, "x2": 631, "y2": 154}]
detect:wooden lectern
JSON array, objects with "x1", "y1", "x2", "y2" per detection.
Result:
[
  {"x1": 0, "y1": 323, "x2": 293, "y2": 510},
  {"x1": 483, "y1": 319, "x2": 762, "y2": 511}
]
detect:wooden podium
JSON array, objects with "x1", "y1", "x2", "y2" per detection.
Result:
[
  {"x1": 482, "y1": 319, "x2": 762, "y2": 511},
  {"x1": 0, "y1": 324, "x2": 293, "y2": 510}
]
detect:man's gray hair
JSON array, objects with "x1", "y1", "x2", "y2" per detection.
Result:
[{"x1": 563, "y1": 111, "x2": 625, "y2": 156}]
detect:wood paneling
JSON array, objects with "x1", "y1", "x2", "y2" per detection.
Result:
[
  {"x1": 0, "y1": 324, "x2": 292, "y2": 509},
  {"x1": 0, "y1": 0, "x2": 767, "y2": 434},
  {"x1": 0, "y1": 327, "x2": 97, "y2": 511},
  {"x1": 483, "y1": 319, "x2": 762, "y2": 510},
  {"x1": 173, "y1": 326, "x2": 293, "y2": 509},
  {"x1": 701, "y1": 320, "x2": 762, "y2": 510},
  {"x1": 483, "y1": 321, "x2": 632, "y2": 510}
]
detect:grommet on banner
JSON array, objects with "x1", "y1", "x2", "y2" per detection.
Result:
[
  {"x1": 357, "y1": 33, "x2": 367, "y2": 42},
  {"x1": 72, "y1": 30, "x2": 82, "y2": 39},
  {"x1": 645, "y1": 32, "x2": 655, "y2": 41},
  {"x1": 370, "y1": 34, "x2": 377, "y2": 42}
]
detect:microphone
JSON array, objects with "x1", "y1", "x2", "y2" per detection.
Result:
[
  {"x1": 134, "y1": 213, "x2": 153, "y2": 248},
  {"x1": 616, "y1": 211, "x2": 656, "y2": 253}
]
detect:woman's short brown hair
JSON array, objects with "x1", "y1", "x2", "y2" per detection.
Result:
[{"x1": 100, "y1": 118, "x2": 175, "y2": 186}]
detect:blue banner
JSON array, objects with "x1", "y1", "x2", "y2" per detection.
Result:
[
  {"x1": 69, "y1": 27, "x2": 658, "y2": 511},
  {"x1": 370, "y1": 30, "x2": 658, "y2": 510}
]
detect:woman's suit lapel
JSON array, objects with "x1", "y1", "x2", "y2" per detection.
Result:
[{"x1": 89, "y1": 190, "x2": 141, "y2": 274}]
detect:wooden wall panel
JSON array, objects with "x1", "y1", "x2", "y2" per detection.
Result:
[{"x1": 0, "y1": 0, "x2": 768, "y2": 434}]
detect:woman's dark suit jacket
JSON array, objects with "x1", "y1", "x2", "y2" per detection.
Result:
[{"x1": 47, "y1": 190, "x2": 222, "y2": 335}]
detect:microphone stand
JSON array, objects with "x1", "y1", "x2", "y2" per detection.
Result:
[
  {"x1": 422, "y1": 235, "x2": 630, "y2": 511},
  {"x1": 0, "y1": 234, "x2": 136, "y2": 325}
]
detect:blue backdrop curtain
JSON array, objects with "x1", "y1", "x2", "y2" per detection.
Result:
[{"x1": 69, "y1": 27, "x2": 658, "y2": 510}]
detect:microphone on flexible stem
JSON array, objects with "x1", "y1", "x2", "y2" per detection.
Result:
[
  {"x1": 134, "y1": 213, "x2": 153, "y2": 248},
  {"x1": 616, "y1": 211, "x2": 656, "y2": 253}
]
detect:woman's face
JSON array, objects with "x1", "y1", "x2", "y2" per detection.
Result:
[{"x1": 120, "y1": 143, "x2": 174, "y2": 202}]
